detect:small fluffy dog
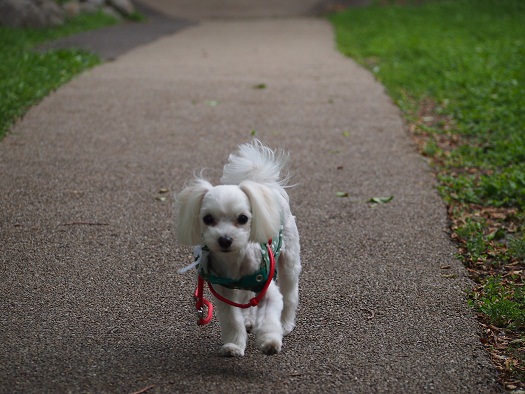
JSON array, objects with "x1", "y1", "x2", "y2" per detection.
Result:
[{"x1": 176, "y1": 140, "x2": 301, "y2": 356}]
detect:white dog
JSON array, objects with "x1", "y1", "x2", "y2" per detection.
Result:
[{"x1": 176, "y1": 140, "x2": 301, "y2": 356}]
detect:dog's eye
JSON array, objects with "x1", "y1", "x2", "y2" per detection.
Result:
[
  {"x1": 203, "y1": 215, "x2": 215, "y2": 226},
  {"x1": 237, "y1": 214, "x2": 249, "y2": 225}
]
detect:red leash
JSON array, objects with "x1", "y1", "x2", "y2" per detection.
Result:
[{"x1": 194, "y1": 240, "x2": 275, "y2": 325}]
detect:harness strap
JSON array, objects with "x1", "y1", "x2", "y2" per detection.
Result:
[
  {"x1": 207, "y1": 239, "x2": 276, "y2": 309},
  {"x1": 193, "y1": 239, "x2": 276, "y2": 324}
]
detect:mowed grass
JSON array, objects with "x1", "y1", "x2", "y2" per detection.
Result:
[
  {"x1": 330, "y1": 0, "x2": 525, "y2": 388},
  {"x1": 0, "y1": 11, "x2": 118, "y2": 138}
]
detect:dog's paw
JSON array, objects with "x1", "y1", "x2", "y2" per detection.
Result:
[
  {"x1": 282, "y1": 321, "x2": 296, "y2": 336},
  {"x1": 257, "y1": 337, "x2": 282, "y2": 355},
  {"x1": 244, "y1": 313, "x2": 256, "y2": 333},
  {"x1": 220, "y1": 343, "x2": 245, "y2": 357}
]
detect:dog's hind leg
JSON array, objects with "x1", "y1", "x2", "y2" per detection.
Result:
[
  {"x1": 239, "y1": 291, "x2": 257, "y2": 332},
  {"x1": 277, "y1": 248, "x2": 301, "y2": 336},
  {"x1": 255, "y1": 281, "x2": 283, "y2": 355}
]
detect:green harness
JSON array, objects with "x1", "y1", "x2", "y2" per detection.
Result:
[{"x1": 198, "y1": 228, "x2": 282, "y2": 293}]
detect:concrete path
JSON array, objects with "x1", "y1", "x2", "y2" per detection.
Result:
[
  {"x1": 1, "y1": 1, "x2": 499, "y2": 393},
  {"x1": 38, "y1": 2, "x2": 194, "y2": 61}
]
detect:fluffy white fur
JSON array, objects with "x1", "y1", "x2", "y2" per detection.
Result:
[{"x1": 176, "y1": 140, "x2": 301, "y2": 356}]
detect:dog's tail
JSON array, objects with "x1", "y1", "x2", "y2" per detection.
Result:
[{"x1": 220, "y1": 139, "x2": 290, "y2": 188}]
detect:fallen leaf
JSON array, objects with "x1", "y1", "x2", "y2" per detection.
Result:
[
  {"x1": 131, "y1": 385, "x2": 155, "y2": 394},
  {"x1": 336, "y1": 191, "x2": 349, "y2": 198},
  {"x1": 368, "y1": 196, "x2": 394, "y2": 204},
  {"x1": 253, "y1": 83, "x2": 267, "y2": 89},
  {"x1": 206, "y1": 100, "x2": 219, "y2": 107},
  {"x1": 158, "y1": 188, "x2": 169, "y2": 194},
  {"x1": 487, "y1": 227, "x2": 506, "y2": 241},
  {"x1": 360, "y1": 307, "x2": 375, "y2": 320},
  {"x1": 342, "y1": 131, "x2": 350, "y2": 137}
]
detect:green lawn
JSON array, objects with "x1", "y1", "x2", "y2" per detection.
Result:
[
  {"x1": 330, "y1": 0, "x2": 525, "y2": 388},
  {"x1": 0, "y1": 11, "x2": 118, "y2": 138}
]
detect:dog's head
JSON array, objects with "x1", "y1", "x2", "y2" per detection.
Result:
[{"x1": 176, "y1": 179, "x2": 280, "y2": 253}]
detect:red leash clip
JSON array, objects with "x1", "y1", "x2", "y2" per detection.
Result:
[{"x1": 194, "y1": 276, "x2": 213, "y2": 325}]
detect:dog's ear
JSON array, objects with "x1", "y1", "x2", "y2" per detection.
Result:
[
  {"x1": 240, "y1": 181, "x2": 281, "y2": 243},
  {"x1": 176, "y1": 179, "x2": 212, "y2": 245}
]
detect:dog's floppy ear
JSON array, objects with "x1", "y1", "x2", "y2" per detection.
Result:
[
  {"x1": 240, "y1": 181, "x2": 281, "y2": 243},
  {"x1": 176, "y1": 179, "x2": 212, "y2": 245}
]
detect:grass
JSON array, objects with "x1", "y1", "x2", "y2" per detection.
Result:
[
  {"x1": 330, "y1": 0, "x2": 525, "y2": 389},
  {"x1": 474, "y1": 277, "x2": 525, "y2": 329},
  {"x1": 0, "y1": 11, "x2": 118, "y2": 138}
]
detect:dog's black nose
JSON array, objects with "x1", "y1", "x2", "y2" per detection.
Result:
[{"x1": 218, "y1": 236, "x2": 233, "y2": 249}]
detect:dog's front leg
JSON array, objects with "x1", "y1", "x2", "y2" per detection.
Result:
[
  {"x1": 255, "y1": 281, "x2": 284, "y2": 355},
  {"x1": 213, "y1": 286, "x2": 247, "y2": 357}
]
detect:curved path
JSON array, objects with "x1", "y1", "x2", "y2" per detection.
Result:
[{"x1": 0, "y1": 1, "x2": 499, "y2": 392}]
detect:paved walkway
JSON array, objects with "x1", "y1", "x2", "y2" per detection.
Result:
[{"x1": 1, "y1": 1, "x2": 499, "y2": 393}]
